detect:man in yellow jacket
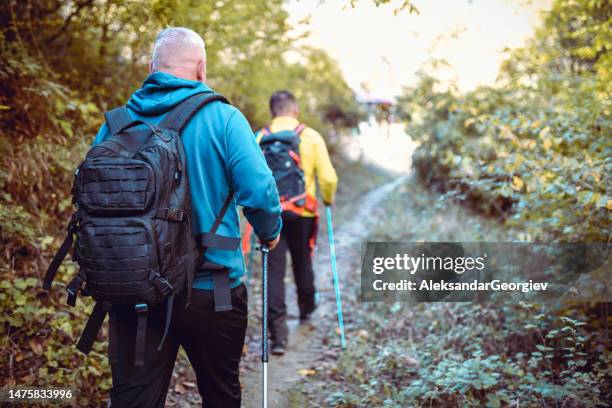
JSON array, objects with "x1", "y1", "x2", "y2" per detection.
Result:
[{"x1": 256, "y1": 90, "x2": 338, "y2": 355}]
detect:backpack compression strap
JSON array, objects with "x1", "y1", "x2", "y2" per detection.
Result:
[
  {"x1": 196, "y1": 192, "x2": 239, "y2": 251},
  {"x1": 104, "y1": 106, "x2": 133, "y2": 136},
  {"x1": 42, "y1": 213, "x2": 78, "y2": 291},
  {"x1": 76, "y1": 301, "x2": 113, "y2": 353},
  {"x1": 75, "y1": 300, "x2": 123, "y2": 365},
  {"x1": 195, "y1": 192, "x2": 238, "y2": 312}
]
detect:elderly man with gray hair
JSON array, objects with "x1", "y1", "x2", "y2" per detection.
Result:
[{"x1": 92, "y1": 27, "x2": 282, "y2": 407}]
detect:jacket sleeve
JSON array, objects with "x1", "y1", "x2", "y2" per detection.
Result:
[
  {"x1": 310, "y1": 129, "x2": 338, "y2": 205},
  {"x1": 225, "y1": 110, "x2": 282, "y2": 241}
]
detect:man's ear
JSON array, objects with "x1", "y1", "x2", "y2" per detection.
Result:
[{"x1": 197, "y1": 60, "x2": 206, "y2": 82}]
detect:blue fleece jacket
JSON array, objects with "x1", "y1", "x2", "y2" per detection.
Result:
[{"x1": 93, "y1": 72, "x2": 282, "y2": 289}]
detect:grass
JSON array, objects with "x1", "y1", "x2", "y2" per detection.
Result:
[{"x1": 291, "y1": 173, "x2": 610, "y2": 408}]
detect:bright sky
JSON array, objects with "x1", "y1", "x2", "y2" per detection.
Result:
[{"x1": 285, "y1": 0, "x2": 553, "y2": 97}]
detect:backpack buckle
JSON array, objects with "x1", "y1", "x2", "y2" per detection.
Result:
[
  {"x1": 66, "y1": 274, "x2": 85, "y2": 307},
  {"x1": 67, "y1": 212, "x2": 79, "y2": 233},
  {"x1": 155, "y1": 208, "x2": 184, "y2": 222},
  {"x1": 152, "y1": 275, "x2": 174, "y2": 297},
  {"x1": 135, "y1": 303, "x2": 148, "y2": 314},
  {"x1": 168, "y1": 208, "x2": 184, "y2": 221}
]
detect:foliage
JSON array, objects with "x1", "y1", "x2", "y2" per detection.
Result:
[
  {"x1": 321, "y1": 301, "x2": 610, "y2": 408},
  {"x1": 304, "y1": 3, "x2": 611, "y2": 405},
  {"x1": 399, "y1": 0, "x2": 611, "y2": 242},
  {"x1": 305, "y1": 173, "x2": 610, "y2": 408},
  {"x1": 0, "y1": 0, "x2": 359, "y2": 404},
  {"x1": 0, "y1": 268, "x2": 112, "y2": 406}
]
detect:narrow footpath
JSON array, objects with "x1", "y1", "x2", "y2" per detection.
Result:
[{"x1": 240, "y1": 174, "x2": 408, "y2": 408}]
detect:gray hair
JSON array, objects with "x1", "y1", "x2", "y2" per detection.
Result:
[{"x1": 151, "y1": 27, "x2": 206, "y2": 70}]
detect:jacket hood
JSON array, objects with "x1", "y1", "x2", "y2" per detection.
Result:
[{"x1": 126, "y1": 71, "x2": 214, "y2": 116}]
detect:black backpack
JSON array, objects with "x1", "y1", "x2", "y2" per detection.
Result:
[
  {"x1": 43, "y1": 92, "x2": 240, "y2": 367},
  {"x1": 259, "y1": 124, "x2": 308, "y2": 217}
]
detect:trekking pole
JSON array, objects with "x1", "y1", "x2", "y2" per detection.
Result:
[
  {"x1": 259, "y1": 244, "x2": 270, "y2": 408},
  {"x1": 325, "y1": 205, "x2": 347, "y2": 349}
]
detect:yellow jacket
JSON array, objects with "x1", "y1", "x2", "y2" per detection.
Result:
[{"x1": 256, "y1": 116, "x2": 338, "y2": 217}]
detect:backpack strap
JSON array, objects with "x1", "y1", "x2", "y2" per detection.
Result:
[
  {"x1": 258, "y1": 124, "x2": 304, "y2": 144},
  {"x1": 195, "y1": 193, "x2": 238, "y2": 251},
  {"x1": 294, "y1": 123, "x2": 306, "y2": 135},
  {"x1": 194, "y1": 192, "x2": 239, "y2": 312},
  {"x1": 157, "y1": 293, "x2": 174, "y2": 351},
  {"x1": 160, "y1": 92, "x2": 230, "y2": 132},
  {"x1": 76, "y1": 301, "x2": 112, "y2": 356},
  {"x1": 76, "y1": 301, "x2": 148, "y2": 367},
  {"x1": 42, "y1": 213, "x2": 78, "y2": 291},
  {"x1": 202, "y1": 261, "x2": 233, "y2": 313},
  {"x1": 104, "y1": 106, "x2": 133, "y2": 136},
  {"x1": 256, "y1": 130, "x2": 266, "y2": 144},
  {"x1": 133, "y1": 303, "x2": 148, "y2": 367},
  {"x1": 108, "y1": 309, "x2": 119, "y2": 364}
]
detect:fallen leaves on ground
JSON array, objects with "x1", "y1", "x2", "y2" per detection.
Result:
[{"x1": 297, "y1": 368, "x2": 317, "y2": 376}]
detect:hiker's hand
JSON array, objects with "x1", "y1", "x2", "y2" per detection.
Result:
[{"x1": 266, "y1": 235, "x2": 280, "y2": 250}]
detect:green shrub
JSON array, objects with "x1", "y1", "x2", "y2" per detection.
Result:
[{"x1": 399, "y1": 0, "x2": 610, "y2": 242}]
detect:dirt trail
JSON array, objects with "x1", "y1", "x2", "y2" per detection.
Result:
[{"x1": 240, "y1": 174, "x2": 408, "y2": 408}]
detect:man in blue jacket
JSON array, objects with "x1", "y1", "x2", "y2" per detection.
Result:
[{"x1": 93, "y1": 27, "x2": 281, "y2": 408}]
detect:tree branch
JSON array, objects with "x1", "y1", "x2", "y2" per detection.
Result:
[{"x1": 45, "y1": 0, "x2": 95, "y2": 45}]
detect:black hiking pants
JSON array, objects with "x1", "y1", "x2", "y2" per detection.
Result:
[
  {"x1": 109, "y1": 284, "x2": 248, "y2": 408},
  {"x1": 268, "y1": 216, "x2": 317, "y2": 343}
]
